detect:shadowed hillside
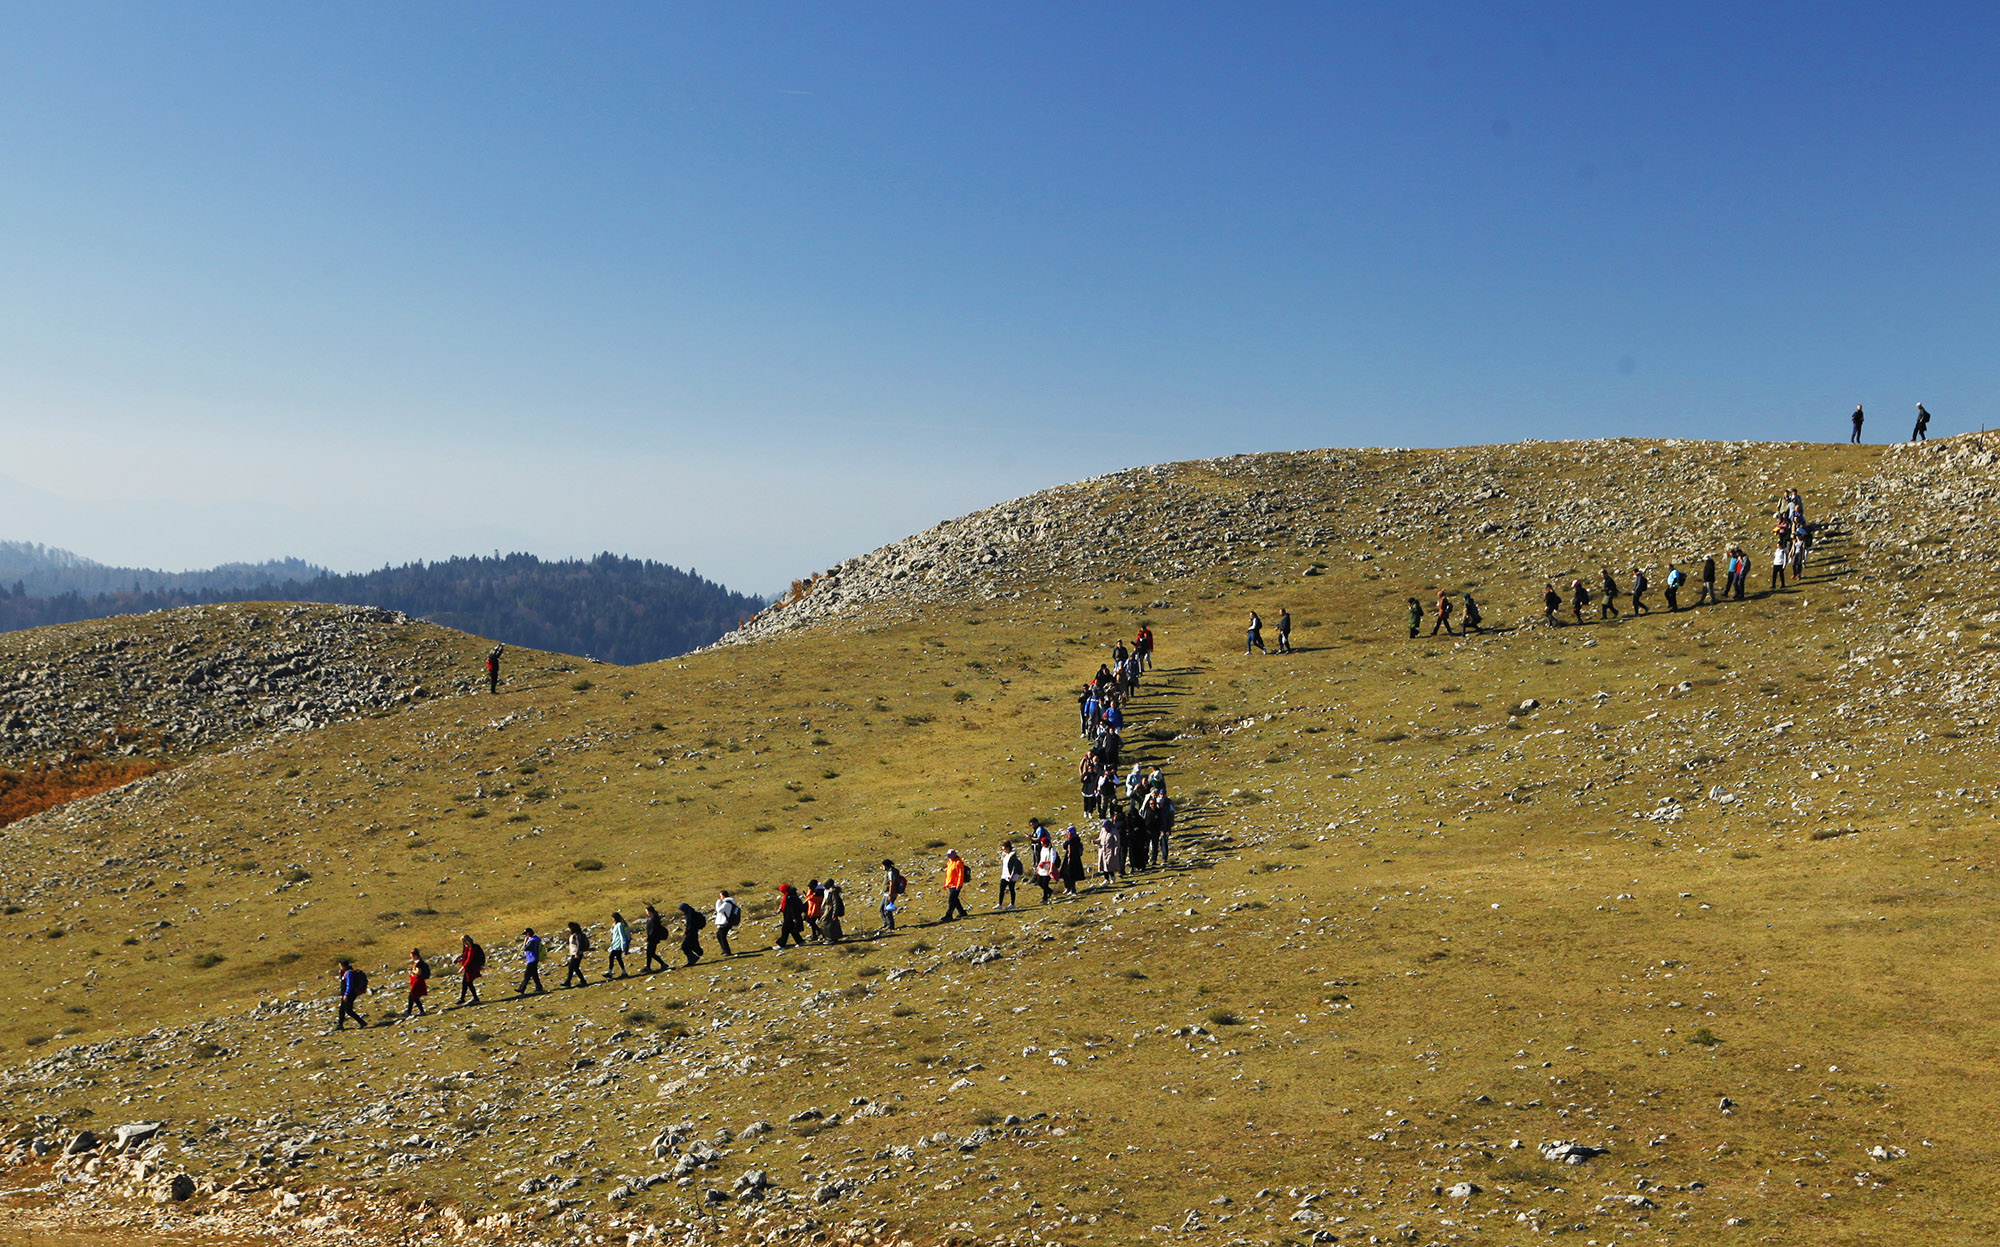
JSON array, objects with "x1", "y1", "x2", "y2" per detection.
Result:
[{"x1": 2, "y1": 436, "x2": 1998, "y2": 1247}]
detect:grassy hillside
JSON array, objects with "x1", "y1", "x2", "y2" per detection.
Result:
[{"x1": 2, "y1": 436, "x2": 1997, "y2": 1246}]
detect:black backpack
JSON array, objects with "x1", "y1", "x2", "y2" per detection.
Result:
[
  {"x1": 689, "y1": 911, "x2": 706, "y2": 933},
  {"x1": 349, "y1": 969, "x2": 369, "y2": 996},
  {"x1": 467, "y1": 944, "x2": 486, "y2": 975},
  {"x1": 577, "y1": 929, "x2": 592, "y2": 954}
]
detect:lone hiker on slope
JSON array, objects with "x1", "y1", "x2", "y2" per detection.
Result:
[{"x1": 486, "y1": 644, "x2": 503, "y2": 694}]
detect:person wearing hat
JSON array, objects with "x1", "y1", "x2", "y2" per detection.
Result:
[
  {"x1": 516, "y1": 928, "x2": 546, "y2": 996},
  {"x1": 941, "y1": 850, "x2": 970, "y2": 922}
]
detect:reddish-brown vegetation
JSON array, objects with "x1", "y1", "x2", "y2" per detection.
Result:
[{"x1": 0, "y1": 758, "x2": 167, "y2": 829}]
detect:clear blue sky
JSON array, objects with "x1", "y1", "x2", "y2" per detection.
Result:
[{"x1": 1, "y1": 3, "x2": 1994, "y2": 590}]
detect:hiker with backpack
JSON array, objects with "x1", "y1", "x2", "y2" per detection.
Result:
[
  {"x1": 1571, "y1": 579, "x2": 1591, "y2": 624},
  {"x1": 1664, "y1": 563, "x2": 1683, "y2": 612},
  {"x1": 879, "y1": 860, "x2": 907, "y2": 932},
  {"x1": 1461, "y1": 592, "x2": 1483, "y2": 633},
  {"x1": 996, "y1": 841, "x2": 1023, "y2": 910},
  {"x1": 678, "y1": 903, "x2": 705, "y2": 966},
  {"x1": 1033, "y1": 837, "x2": 1057, "y2": 903},
  {"x1": 714, "y1": 890, "x2": 741, "y2": 956},
  {"x1": 940, "y1": 850, "x2": 970, "y2": 922},
  {"x1": 1246, "y1": 611, "x2": 1267, "y2": 655},
  {"x1": 1629, "y1": 567, "x2": 1650, "y2": 614},
  {"x1": 1542, "y1": 582, "x2": 1561, "y2": 626},
  {"x1": 404, "y1": 948, "x2": 431, "y2": 1017},
  {"x1": 1697, "y1": 553, "x2": 1717, "y2": 606},
  {"x1": 803, "y1": 879, "x2": 825, "y2": 941},
  {"x1": 561, "y1": 921, "x2": 591, "y2": 988},
  {"x1": 485, "y1": 644, "x2": 503, "y2": 694},
  {"x1": 606, "y1": 911, "x2": 631, "y2": 979},
  {"x1": 517, "y1": 929, "x2": 546, "y2": 996},
  {"x1": 1598, "y1": 569, "x2": 1621, "y2": 619},
  {"x1": 455, "y1": 935, "x2": 485, "y2": 1006},
  {"x1": 1276, "y1": 608, "x2": 1292, "y2": 654},
  {"x1": 776, "y1": 883, "x2": 807, "y2": 948},
  {"x1": 1430, "y1": 591, "x2": 1456, "y2": 636},
  {"x1": 642, "y1": 904, "x2": 670, "y2": 973},
  {"x1": 1406, "y1": 597, "x2": 1423, "y2": 638},
  {"x1": 334, "y1": 958, "x2": 368, "y2": 1031}
]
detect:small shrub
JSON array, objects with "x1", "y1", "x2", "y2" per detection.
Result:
[
  {"x1": 1689, "y1": 1028, "x2": 1723, "y2": 1047},
  {"x1": 969, "y1": 1108, "x2": 1005, "y2": 1127},
  {"x1": 925, "y1": 838, "x2": 948, "y2": 849},
  {"x1": 191, "y1": 1041, "x2": 226, "y2": 1059},
  {"x1": 902, "y1": 713, "x2": 935, "y2": 727},
  {"x1": 466, "y1": 1030, "x2": 494, "y2": 1044},
  {"x1": 1204, "y1": 1006, "x2": 1243, "y2": 1027},
  {"x1": 891, "y1": 1004, "x2": 918, "y2": 1018},
  {"x1": 570, "y1": 678, "x2": 595, "y2": 692},
  {"x1": 821, "y1": 770, "x2": 840, "y2": 780},
  {"x1": 284, "y1": 867, "x2": 311, "y2": 884},
  {"x1": 954, "y1": 691, "x2": 974, "y2": 703},
  {"x1": 192, "y1": 953, "x2": 226, "y2": 969},
  {"x1": 573, "y1": 858, "x2": 605, "y2": 872},
  {"x1": 623, "y1": 1009, "x2": 657, "y2": 1025},
  {"x1": 283, "y1": 767, "x2": 301, "y2": 779},
  {"x1": 466, "y1": 808, "x2": 488, "y2": 819}
]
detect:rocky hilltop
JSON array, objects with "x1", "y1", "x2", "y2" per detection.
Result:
[{"x1": 0, "y1": 603, "x2": 488, "y2": 766}]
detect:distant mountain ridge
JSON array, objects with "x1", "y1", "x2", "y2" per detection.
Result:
[
  {"x1": 0, "y1": 541, "x2": 325, "y2": 597},
  {"x1": 0, "y1": 549, "x2": 766, "y2": 665}
]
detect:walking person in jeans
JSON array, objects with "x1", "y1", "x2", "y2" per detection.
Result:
[
  {"x1": 454, "y1": 935, "x2": 484, "y2": 1007},
  {"x1": 879, "y1": 860, "x2": 906, "y2": 932},
  {"x1": 714, "y1": 890, "x2": 740, "y2": 956},
  {"x1": 1769, "y1": 543, "x2": 1788, "y2": 592},
  {"x1": 516, "y1": 929, "x2": 546, "y2": 996},
  {"x1": 996, "y1": 841, "x2": 1023, "y2": 909},
  {"x1": 642, "y1": 904, "x2": 669, "y2": 973},
  {"x1": 1697, "y1": 553, "x2": 1717, "y2": 606},
  {"x1": 606, "y1": 911, "x2": 631, "y2": 979},
  {"x1": 334, "y1": 958, "x2": 367, "y2": 1031},
  {"x1": 941, "y1": 850, "x2": 970, "y2": 922},
  {"x1": 1246, "y1": 611, "x2": 1267, "y2": 655}
]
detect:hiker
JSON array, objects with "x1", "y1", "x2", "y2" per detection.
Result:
[
  {"x1": 1851, "y1": 403, "x2": 1864, "y2": 443},
  {"x1": 1664, "y1": 563, "x2": 1683, "y2": 612},
  {"x1": 678, "y1": 902, "x2": 705, "y2": 966},
  {"x1": 1790, "y1": 532, "x2": 1809, "y2": 579},
  {"x1": 1033, "y1": 837, "x2": 1057, "y2": 903},
  {"x1": 404, "y1": 948, "x2": 430, "y2": 1017},
  {"x1": 803, "y1": 879, "x2": 824, "y2": 941},
  {"x1": 1913, "y1": 403, "x2": 1930, "y2": 441},
  {"x1": 714, "y1": 890, "x2": 740, "y2": 956},
  {"x1": 485, "y1": 644, "x2": 503, "y2": 694},
  {"x1": 1731, "y1": 547, "x2": 1747, "y2": 600},
  {"x1": 1156, "y1": 794, "x2": 1176, "y2": 865},
  {"x1": 1056, "y1": 823, "x2": 1088, "y2": 891},
  {"x1": 1077, "y1": 690, "x2": 1093, "y2": 736},
  {"x1": 561, "y1": 921, "x2": 590, "y2": 988},
  {"x1": 1542, "y1": 582, "x2": 1561, "y2": 626},
  {"x1": 1461, "y1": 592, "x2": 1483, "y2": 633},
  {"x1": 1135, "y1": 624, "x2": 1154, "y2": 669},
  {"x1": 941, "y1": 850, "x2": 970, "y2": 922},
  {"x1": 880, "y1": 860, "x2": 906, "y2": 931},
  {"x1": 1096, "y1": 818, "x2": 1121, "y2": 885},
  {"x1": 1276, "y1": 607, "x2": 1293, "y2": 653},
  {"x1": 456, "y1": 935, "x2": 486, "y2": 1003},
  {"x1": 1570, "y1": 579, "x2": 1591, "y2": 624},
  {"x1": 1769, "y1": 542, "x2": 1788, "y2": 591},
  {"x1": 775, "y1": 883, "x2": 807, "y2": 948},
  {"x1": 1430, "y1": 591, "x2": 1456, "y2": 636},
  {"x1": 1697, "y1": 553, "x2": 1717, "y2": 606},
  {"x1": 517, "y1": 928, "x2": 545, "y2": 995},
  {"x1": 823, "y1": 878, "x2": 846, "y2": 942},
  {"x1": 996, "y1": 841, "x2": 1022, "y2": 909},
  {"x1": 1246, "y1": 611, "x2": 1267, "y2": 655},
  {"x1": 1629, "y1": 566, "x2": 1650, "y2": 614},
  {"x1": 642, "y1": 903, "x2": 670, "y2": 972},
  {"x1": 334, "y1": 958, "x2": 368, "y2": 1031},
  {"x1": 455, "y1": 935, "x2": 484, "y2": 1006},
  {"x1": 1599, "y1": 569, "x2": 1621, "y2": 619},
  {"x1": 1406, "y1": 597, "x2": 1423, "y2": 638},
  {"x1": 606, "y1": 911, "x2": 631, "y2": 978}
]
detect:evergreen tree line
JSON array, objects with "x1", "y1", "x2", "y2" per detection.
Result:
[{"x1": 0, "y1": 553, "x2": 767, "y2": 665}]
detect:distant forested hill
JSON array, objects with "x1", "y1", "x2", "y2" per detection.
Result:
[
  {"x1": 0, "y1": 541, "x2": 323, "y2": 597},
  {"x1": 0, "y1": 552, "x2": 766, "y2": 665}
]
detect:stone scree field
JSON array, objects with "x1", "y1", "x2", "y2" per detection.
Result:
[{"x1": 3, "y1": 436, "x2": 2000, "y2": 1247}]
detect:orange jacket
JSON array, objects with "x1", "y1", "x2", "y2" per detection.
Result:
[{"x1": 944, "y1": 858, "x2": 968, "y2": 889}]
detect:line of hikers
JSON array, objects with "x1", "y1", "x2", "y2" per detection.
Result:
[{"x1": 333, "y1": 629, "x2": 1175, "y2": 1032}]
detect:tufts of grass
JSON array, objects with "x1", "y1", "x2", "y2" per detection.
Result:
[{"x1": 573, "y1": 858, "x2": 605, "y2": 872}]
